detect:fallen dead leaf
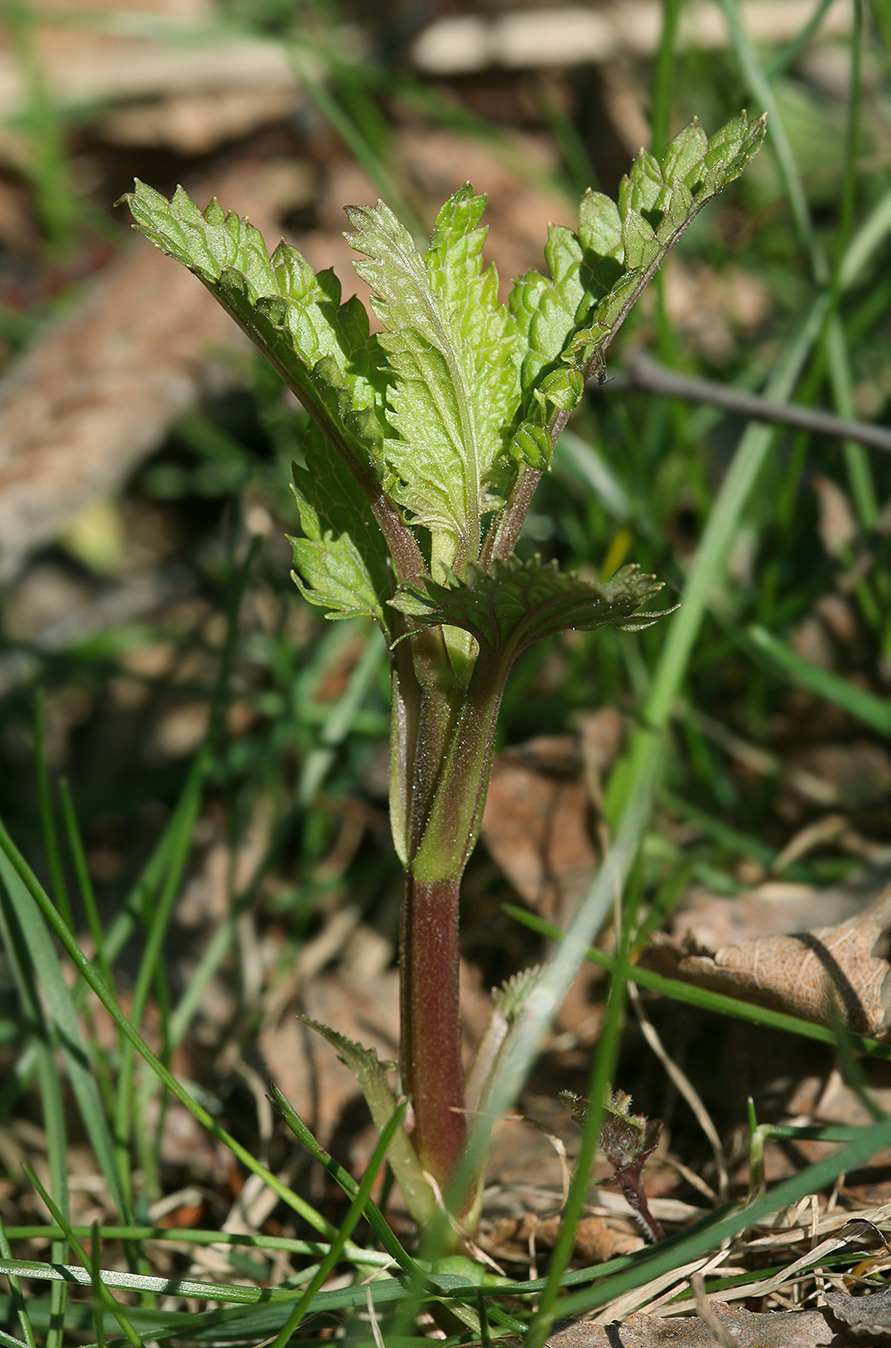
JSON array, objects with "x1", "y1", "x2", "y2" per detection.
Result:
[
  {"x1": 825, "y1": 1285, "x2": 891, "y2": 1340},
  {"x1": 648, "y1": 882, "x2": 891, "y2": 1040},
  {"x1": 670, "y1": 854, "x2": 891, "y2": 950},
  {"x1": 481, "y1": 734, "x2": 599, "y2": 922},
  {"x1": 484, "y1": 1211, "x2": 639, "y2": 1267}
]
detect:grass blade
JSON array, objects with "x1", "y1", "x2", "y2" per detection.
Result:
[
  {"x1": 23, "y1": 1167, "x2": 141, "y2": 1348},
  {"x1": 267, "y1": 1097, "x2": 410, "y2": 1346},
  {"x1": 269, "y1": 1084, "x2": 420, "y2": 1278},
  {"x1": 0, "y1": 848, "x2": 131, "y2": 1227},
  {"x1": 748, "y1": 624, "x2": 891, "y2": 735},
  {"x1": 0, "y1": 813, "x2": 369, "y2": 1255},
  {"x1": 0, "y1": 1212, "x2": 36, "y2": 1348}
]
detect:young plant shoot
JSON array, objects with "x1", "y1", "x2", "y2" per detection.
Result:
[{"x1": 123, "y1": 111, "x2": 765, "y2": 1232}]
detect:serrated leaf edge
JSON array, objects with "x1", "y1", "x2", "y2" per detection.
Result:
[{"x1": 301, "y1": 1017, "x2": 438, "y2": 1228}]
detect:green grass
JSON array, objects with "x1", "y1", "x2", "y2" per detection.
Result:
[{"x1": 1, "y1": 0, "x2": 890, "y2": 1341}]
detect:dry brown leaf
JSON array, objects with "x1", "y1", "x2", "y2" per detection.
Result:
[
  {"x1": 480, "y1": 713, "x2": 623, "y2": 919},
  {"x1": 662, "y1": 257, "x2": 771, "y2": 364},
  {"x1": 484, "y1": 1211, "x2": 639, "y2": 1267},
  {"x1": 97, "y1": 85, "x2": 299, "y2": 155},
  {"x1": 648, "y1": 883, "x2": 891, "y2": 1040},
  {"x1": 825, "y1": 1286, "x2": 891, "y2": 1340},
  {"x1": 670, "y1": 855, "x2": 891, "y2": 950},
  {"x1": 481, "y1": 734, "x2": 598, "y2": 921}
]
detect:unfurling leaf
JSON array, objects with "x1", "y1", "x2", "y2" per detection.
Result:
[
  {"x1": 121, "y1": 180, "x2": 389, "y2": 484},
  {"x1": 506, "y1": 110, "x2": 767, "y2": 471}
]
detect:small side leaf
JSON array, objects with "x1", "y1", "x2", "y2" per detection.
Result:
[
  {"x1": 390, "y1": 556, "x2": 677, "y2": 671},
  {"x1": 302, "y1": 1017, "x2": 438, "y2": 1230},
  {"x1": 563, "y1": 1087, "x2": 662, "y2": 1179},
  {"x1": 465, "y1": 967, "x2": 542, "y2": 1117},
  {"x1": 562, "y1": 1087, "x2": 665, "y2": 1241}
]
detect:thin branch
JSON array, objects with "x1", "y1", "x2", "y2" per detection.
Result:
[
  {"x1": 480, "y1": 464, "x2": 542, "y2": 567},
  {"x1": 608, "y1": 350, "x2": 891, "y2": 455},
  {"x1": 481, "y1": 397, "x2": 582, "y2": 566}
]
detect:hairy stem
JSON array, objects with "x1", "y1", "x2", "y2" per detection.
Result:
[
  {"x1": 480, "y1": 464, "x2": 542, "y2": 567},
  {"x1": 400, "y1": 871, "x2": 467, "y2": 1194},
  {"x1": 393, "y1": 638, "x2": 508, "y2": 1211}
]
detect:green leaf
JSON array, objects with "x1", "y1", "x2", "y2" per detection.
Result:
[
  {"x1": 504, "y1": 111, "x2": 766, "y2": 479},
  {"x1": 301, "y1": 1017, "x2": 438, "y2": 1230},
  {"x1": 390, "y1": 556, "x2": 676, "y2": 670},
  {"x1": 0, "y1": 852, "x2": 132, "y2": 1226},
  {"x1": 123, "y1": 116, "x2": 765, "y2": 613},
  {"x1": 290, "y1": 424, "x2": 392, "y2": 626},
  {"x1": 121, "y1": 182, "x2": 387, "y2": 481},
  {"x1": 344, "y1": 184, "x2": 521, "y2": 577},
  {"x1": 583, "y1": 110, "x2": 767, "y2": 355}
]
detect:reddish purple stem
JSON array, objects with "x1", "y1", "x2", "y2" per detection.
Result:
[{"x1": 400, "y1": 871, "x2": 468, "y2": 1199}]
